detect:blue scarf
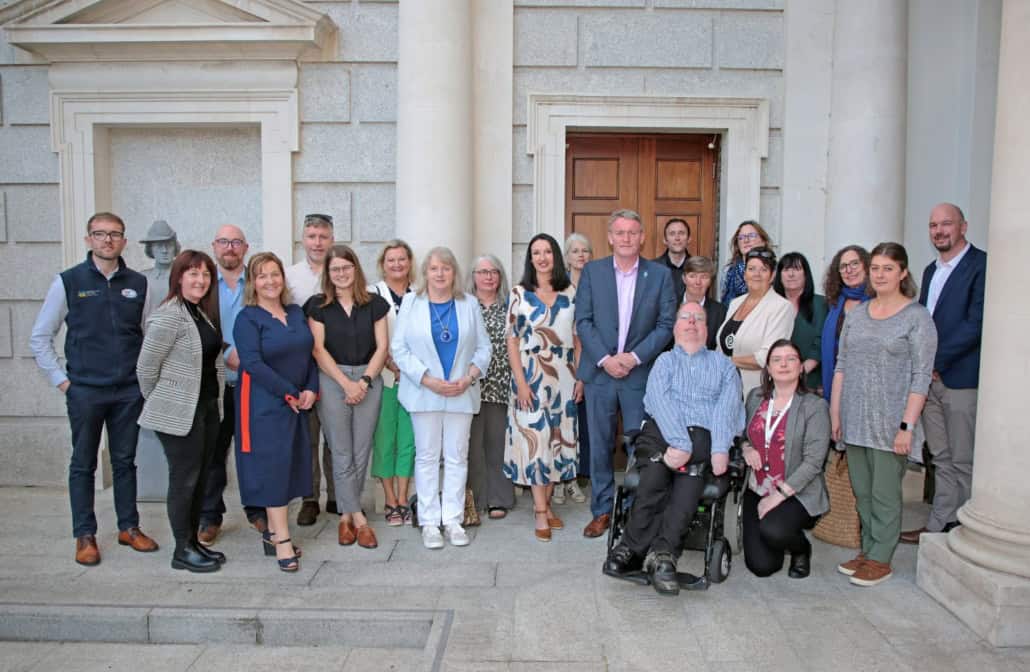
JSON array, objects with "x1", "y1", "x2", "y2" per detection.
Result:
[{"x1": 820, "y1": 284, "x2": 869, "y2": 399}]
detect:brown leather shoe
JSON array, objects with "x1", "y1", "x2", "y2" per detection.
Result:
[
  {"x1": 198, "y1": 523, "x2": 221, "y2": 545},
  {"x1": 338, "y1": 519, "x2": 357, "y2": 546},
  {"x1": 837, "y1": 553, "x2": 866, "y2": 576},
  {"x1": 899, "y1": 527, "x2": 928, "y2": 545},
  {"x1": 75, "y1": 535, "x2": 100, "y2": 566},
  {"x1": 547, "y1": 511, "x2": 564, "y2": 530},
  {"x1": 117, "y1": 527, "x2": 159, "y2": 552},
  {"x1": 297, "y1": 501, "x2": 320, "y2": 526},
  {"x1": 356, "y1": 525, "x2": 378, "y2": 549},
  {"x1": 849, "y1": 559, "x2": 893, "y2": 586},
  {"x1": 583, "y1": 514, "x2": 610, "y2": 538}
]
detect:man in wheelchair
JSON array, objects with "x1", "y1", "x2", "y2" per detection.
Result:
[{"x1": 604, "y1": 302, "x2": 745, "y2": 595}]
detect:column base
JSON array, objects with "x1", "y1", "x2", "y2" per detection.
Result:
[{"x1": 917, "y1": 533, "x2": 1030, "y2": 647}]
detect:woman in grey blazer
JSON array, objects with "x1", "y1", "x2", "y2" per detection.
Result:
[
  {"x1": 137, "y1": 251, "x2": 226, "y2": 573},
  {"x1": 740, "y1": 339, "x2": 830, "y2": 579}
]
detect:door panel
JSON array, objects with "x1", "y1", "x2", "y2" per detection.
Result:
[{"x1": 566, "y1": 133, "x2": 717, "y2": 262}]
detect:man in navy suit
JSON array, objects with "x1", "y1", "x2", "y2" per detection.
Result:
[
  {"x1": 901, "y1": 203, "x2": 986, "y2": 544},
  {"x1": 575, "y1": 209, "x2": 677, "y2": 537}
]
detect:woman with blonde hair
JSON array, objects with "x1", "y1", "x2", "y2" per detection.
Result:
[
  {"x1": 233, "y1": 252, "x2": 319, "y2": 572},
  {"x1": 391, "y1": 247, "x2": 491, "y2": 549},
  {"x1": 368, "y1": 240, "x2": 417, "y2": 526},
  {"x1": 307, "y1": 245, "x2": 390, "y2": 550}
]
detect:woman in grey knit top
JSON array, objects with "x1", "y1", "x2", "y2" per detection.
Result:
[{"x1": 830, "y1": 242, "x2": 937, "y2": 588}]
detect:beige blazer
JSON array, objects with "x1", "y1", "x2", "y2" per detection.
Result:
[
  {"x1": 137, "y1": 299, "x2": 225, "y2": 436},
  {"x1": 717, "y1": 289, "x2": 796, "y2": 397}
]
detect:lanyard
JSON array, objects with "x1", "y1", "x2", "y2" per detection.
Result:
[{"x1": 762, "y1": 395, "x2": 792, "y2": 472}]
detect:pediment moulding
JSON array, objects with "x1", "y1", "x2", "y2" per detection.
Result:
[{"x1": 2, "y1": 0, "x2": 337, "y2": 62}]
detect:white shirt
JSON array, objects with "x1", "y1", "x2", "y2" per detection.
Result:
[
  {"x1": 285, "y1": 260, "x2": 322, "y2": 307},
  {"x1": 926, "y1": 242, "x2": 971, "y2": 315}
]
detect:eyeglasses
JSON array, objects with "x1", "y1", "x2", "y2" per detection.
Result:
[
  {"x1": 677, "y1": 312, "x2": 706, "y2": 322},
  {"x1": 474, "y1": 269, "x2": 501, "y2": 277},
  {"x1": 737, "y1": 232, "x2": 761, "y2": 242},
  {"x1": 328, "y1": 264, "x2": 355, "y2": 274},
  {"x1": 838, "y1": 259, "x2": 863, "y2": 273},
  {"x1": 89, "y1": 230, "x2": 124, "y2": 241},
  {"x1": 214, "y1": 238, "x2": 246, "y2": 249}
]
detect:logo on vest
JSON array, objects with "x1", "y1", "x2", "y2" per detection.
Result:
[
  {"x1": 77, "y1": 290, "x2": 101, "y2": 299},
  {"x1": 121, "y1": 288, "x2": 139, "y2": 299}
]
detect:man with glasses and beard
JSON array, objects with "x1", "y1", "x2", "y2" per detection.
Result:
[{"x1": 30, "y1": 212, "x2": 159, "y2": 565}]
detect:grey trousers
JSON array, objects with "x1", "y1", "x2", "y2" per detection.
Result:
[
  {"x1": 922, "y1": 378, "x2": 978, "y2": 532},
  {"x1": 468, "y1": 402, "x2": 515, "y2": 511},
  {"x1": 316, "y1": 365, "x2": 383, "y2": 515},
  {"x1": 304, "y1": 410, "x2": 336, "y2": 504}
]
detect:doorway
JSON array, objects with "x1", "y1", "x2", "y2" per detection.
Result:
[{"x1": 564, "y1": 132, "x2": 719, "y2": 261}]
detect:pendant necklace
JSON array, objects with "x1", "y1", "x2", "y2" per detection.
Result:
[{"x1": 431, "y1": 299, "x2": 454, "y2": 343}]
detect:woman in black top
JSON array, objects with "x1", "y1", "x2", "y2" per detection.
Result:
[
  {"x1": 307, "y1": 245, "x2": 390, "y2": 550},
  {"x1": 137, "y1": 251, "x2": 226, "y2": 573}
]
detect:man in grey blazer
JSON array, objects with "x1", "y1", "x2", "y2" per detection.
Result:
[{"x1": 575, "y1": 209, "x2": 677, "y2": 537}]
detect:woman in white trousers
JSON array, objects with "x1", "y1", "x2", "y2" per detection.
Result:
[{"x1": 391, "y1": 247, "x2": 491, "y2": 549}]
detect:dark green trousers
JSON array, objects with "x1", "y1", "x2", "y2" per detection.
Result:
[{"x1": 846, "y1": 444, "x2": 907, "y2": 564}]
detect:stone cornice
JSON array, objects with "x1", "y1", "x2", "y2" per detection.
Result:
[{"x1": 2, "y1": 0, "x2": 337, "y2": 62}]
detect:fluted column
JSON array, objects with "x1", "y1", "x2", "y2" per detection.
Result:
[
  {"x1": 395, "y1": 0, "x2": 473, "y2": 264},
  {"x1": 945, "y1": 0, "x2": 1030, "y2": 579},
  {"x1": 824, "y1": 0, "x2": 908, "y2": 257}
]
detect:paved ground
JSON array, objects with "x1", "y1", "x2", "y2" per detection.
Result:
[{"x1": 1, "y1": 484, "x2": 1028, "y2": 672}]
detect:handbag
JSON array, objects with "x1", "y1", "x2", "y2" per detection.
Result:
[
  {"x1": 463, "y1": 487, "x2": 481, "y2": 527},
  {"x1": 812, "y1": 449, "x2": 861, "y2": 548}
]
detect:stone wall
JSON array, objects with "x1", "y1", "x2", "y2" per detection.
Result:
[
  {"x1": 511, "y1": 0, "x2": 785, "y2": 264},
  {"x1": 0, "y1": 26, "x2": 68, "y2": 485}
]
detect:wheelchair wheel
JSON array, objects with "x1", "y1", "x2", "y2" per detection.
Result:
[
  {"x1": 707, "y1": 538, "x2": 731, "y2": 584},
  {"x1": 607, "y1": 486, "x2": 626, "y2": 554}
]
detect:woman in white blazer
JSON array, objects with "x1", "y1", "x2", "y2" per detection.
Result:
[
  {"x1": 391, "y1": 246, "x2": 491, "y2": 549},
  {"x1": 716, "y1": 247, "x2": 797, "y2": 397}
]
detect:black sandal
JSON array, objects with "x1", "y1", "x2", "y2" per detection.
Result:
[
  {"x1": 262, "y1": 529, "x2": 302, "y2": 558},
  {"x1": 276, "y1": 538, "x2": 299, "y2": 573}
]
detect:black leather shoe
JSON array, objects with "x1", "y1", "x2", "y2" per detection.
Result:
[
  {"x1": 325, "y1": 500, "x2": 339, "y2": 515},
  {"x1": 788, "y1": 550, "x2": 811, "y2": 579},
  {"x1": 171, "y1": 544, "x2": 220, "y2": 573},
  {"x1": 651, "y1": 553, "x2": 680, "y2": 596},
  {"x1": 193, "y1": 540, "x2": 226, "y2": 565},
  {"x1": 604, "y1": 544, "x2": 640, "y2": 576},
  {"x1": 297, "y1": 501, "x2": 319, "y2": 526}
]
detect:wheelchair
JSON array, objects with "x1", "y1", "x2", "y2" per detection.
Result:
[{"x1": 605, "y1": 427, "x2": 747, "y2": 590}]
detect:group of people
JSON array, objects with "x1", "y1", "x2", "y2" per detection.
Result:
[{"x1": 31, "y1": 202, "x2": 984, "y2": 589}]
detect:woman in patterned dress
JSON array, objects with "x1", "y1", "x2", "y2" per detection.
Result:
[{"x1": 504, "y1": 233, "x2": 582, "y2": 541}]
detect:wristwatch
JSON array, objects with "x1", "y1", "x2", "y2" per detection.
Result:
[
  {"x1": 360, "y1": 375, "x2": 373, "y2": 388},
  {"x1": 899, "y1": 421, "x2": 911, "y2": 432}
]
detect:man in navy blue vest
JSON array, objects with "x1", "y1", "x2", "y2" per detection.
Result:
[
  {"x1": 901, "y1": 203, "x2": 986, "y2": 544},
  {"x1": 30, "y1": 212, "x2": 159, "y2": 565}
]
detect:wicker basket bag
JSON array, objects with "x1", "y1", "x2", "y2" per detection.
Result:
[{"x1": 812, "y1": 449, "x2": 861, "y2": 548}]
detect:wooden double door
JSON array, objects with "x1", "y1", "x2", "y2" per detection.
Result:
[{"x1": 565, "y1": 133, "x2": 718, "y2": 261}]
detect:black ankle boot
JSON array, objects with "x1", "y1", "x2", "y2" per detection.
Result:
[
  {"x1": 192, "y1": 539, "x2": 226, "y2": 564},
  {"x1": 788, "y1": 550, "x2": 811, "y2": 579},
  {"x1": 171, "y1": 542, "x2": 220, "y2": 573},
  {"x1": 650, "y1": 552, "x2": 680, "y2": 596}
]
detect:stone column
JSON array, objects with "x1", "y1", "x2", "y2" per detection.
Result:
[
  {"x1": 916, "y1": 0, "x2": 1030, "y2": 647},
  {"x1": 395, "y1": 0, "x2": 473, "y2": 265},
  {"x1": 823, "y1": 0, "x2": 908, "y2": 258}
]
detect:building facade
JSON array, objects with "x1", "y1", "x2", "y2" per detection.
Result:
[{"x1": 0, "y1": 0, "x2": 1027, "y2": 645}]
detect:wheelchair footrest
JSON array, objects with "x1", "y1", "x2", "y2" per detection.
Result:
[{"x1": 602, "y1": 567, "x2": 710, "y2": 591}]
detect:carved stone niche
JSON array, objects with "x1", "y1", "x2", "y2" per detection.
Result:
[{"x1": 2, "y1": 0, "x2": 338, "y2": 266}]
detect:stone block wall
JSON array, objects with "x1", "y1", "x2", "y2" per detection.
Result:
[
  {"x1": 0, "y1": 30, "x2": 69, "y2": 486},
  {"x1": 511, "y1": 0, "x2": 785, "y2": 261},
  {"x1": 294, "y1": 1, "x2": 399, "y2": 276}
]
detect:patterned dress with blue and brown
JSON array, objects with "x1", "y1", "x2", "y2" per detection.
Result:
[{"x1": 503, "y1": 285, "x2": 579, "y2": 485}]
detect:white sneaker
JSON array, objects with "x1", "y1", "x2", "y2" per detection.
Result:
[
  {"x1": 567, "y1": 480, "x2": 587, "y2": 503},
  {"x1": 551, "y1": 484, "x2": 566, "y2": 505},
  {"x1": 444, "y1": 523, "x2": 470, "y2": 547},
  {"x1": 422, "y1": 525, "x2": 444, "y2": 550}
]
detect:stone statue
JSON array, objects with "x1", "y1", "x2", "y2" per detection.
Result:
[{"x1": 139, "y1": 220, "x2": 181, "y2": 306}]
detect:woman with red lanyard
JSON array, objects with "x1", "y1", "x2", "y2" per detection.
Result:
[{"x1": 740, "y1": 339, "x2": 830, "y2": 579}]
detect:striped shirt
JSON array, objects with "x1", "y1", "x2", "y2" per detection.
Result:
[{"x1": 643, "y1": 345, "x2": 745, "y2": 455}]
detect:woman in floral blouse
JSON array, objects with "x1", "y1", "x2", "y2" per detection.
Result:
[{"x1": 466, "y1": 255, "x2": 514, "y2": 519}]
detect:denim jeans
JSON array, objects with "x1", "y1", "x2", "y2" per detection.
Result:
[{"x1": 65, "y1": 382, "x2": 143, "y2": 538}]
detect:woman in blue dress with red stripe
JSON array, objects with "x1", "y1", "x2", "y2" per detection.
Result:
[{"x1": 233, "y1": 252, "x2": 319, "y2": 572}]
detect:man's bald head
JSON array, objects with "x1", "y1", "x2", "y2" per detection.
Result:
[
  {"x1": 212, "y1": 224, "x2": 249, "y2": 271},
  {"x1": 928, "y1": 203, "x2": 968, "y2": 257},
  {"x1": 674, "y1": 301, "x2": 707, "y2": 354}
]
